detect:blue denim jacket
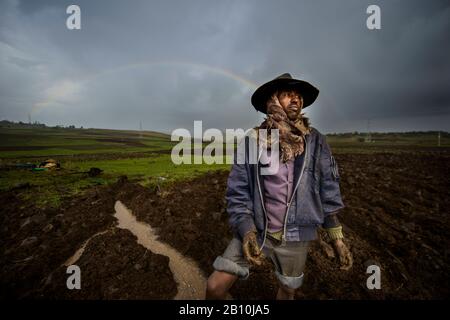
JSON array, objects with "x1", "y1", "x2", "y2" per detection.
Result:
[{"x1": 226, "y1": 127, "x2": 344, "y2": 247}]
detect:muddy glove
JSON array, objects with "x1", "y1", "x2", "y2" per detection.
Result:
[
  {"x1": 333, "y1": 238, "x2": 353, "y2": 271},
  {"x1": 242, "y1": 231, "x2": 264, "y2": 266},
  {"x1": 325, "y1": 226, "x2": 353, "y2": 270}
]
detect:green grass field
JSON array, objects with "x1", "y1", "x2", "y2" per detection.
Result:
[
  {"x1": 326, "y1": 131, "x2": 450, "y2": 153},
  {"x1": 1, "y1": 124, "x2": 448, "y2": 207},
  {"x1": 0, "y1": 126, "x2": 174, "y2": 158},
  {"x1": 0, "y1": 125, "x2": 232, "y2": 207}
]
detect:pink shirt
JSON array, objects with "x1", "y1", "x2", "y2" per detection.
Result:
[{"x1": 261, "y1": 155, "x2": 295, "y2": 233}]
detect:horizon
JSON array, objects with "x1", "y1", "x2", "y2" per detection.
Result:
[{"x1": 1, "y1": 118, "x2": 449, "y2": 136}]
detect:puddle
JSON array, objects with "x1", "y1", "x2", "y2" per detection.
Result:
[
  {"x1": 113, "y1": 200, "x2": 206, "y2": 300},
  {"x1": 63, "y1": 229, "x2": 111, "y2": 267}
]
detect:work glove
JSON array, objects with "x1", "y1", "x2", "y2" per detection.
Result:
[
  {"x1": 242, "y1": 231, "x2": 264, "y2": 266},
  {"x1": 325, "y1": 226, "x2": 353, "y2": 271},
  {"x1": 333, "y1": 238, "x2": 353, "y2": 271}
]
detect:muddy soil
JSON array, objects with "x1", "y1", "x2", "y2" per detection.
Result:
[
  {"x1": 119, "y1": 152, "x2": 450, "y2": 299},
  {"x1": 1, "y1": 151, "x2": 449, "y2": 299},
  {"x1": 42, "y1": 228, "x2": 177, "y2": 299},
  {"x1": 114, "y1": 200, "x2": 205, "y2": 299},
  {"x1": 0, "y1": 178, "x2": 176, "y2": 299}
]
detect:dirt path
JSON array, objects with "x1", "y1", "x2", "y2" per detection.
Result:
[{"x1": 113, "y1": 200, "x2": 206, "y2": 300}]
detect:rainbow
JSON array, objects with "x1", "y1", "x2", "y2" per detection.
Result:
[{"x1": 32, "y1": 61, "x2": 259, "y2": 114}]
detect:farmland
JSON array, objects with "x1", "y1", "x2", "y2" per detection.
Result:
[{"x1": 0, "y1": 124, "x2": 449, "y2": 299}]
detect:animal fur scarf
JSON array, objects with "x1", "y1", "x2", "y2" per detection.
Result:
[{"x1": 256, "y1": 103, "x2": 311, "y2": 163}]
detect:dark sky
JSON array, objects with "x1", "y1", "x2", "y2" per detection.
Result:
[{"x1": 1, "y1": 0, "x2": 449, "y2": 134}]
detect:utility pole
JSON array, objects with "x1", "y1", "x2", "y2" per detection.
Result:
[
  {"x1": 438, "y1": 131, "x2": 441, "y2": 147},
  {"x1": 28, "y1": 113, "x2": 31, "y2": 124},
  {"x1": 365, "y1": 119, "x2": 372, "y2": 142}
]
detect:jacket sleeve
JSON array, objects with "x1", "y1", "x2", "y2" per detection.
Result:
[
  {"x1": 226, "y1": 138, "x2": 257, "y2": 240},
  {"x1": 322, "y1": 212, "x2": 341, "y2": 228},
  {"x1": 319, "y1": 136, "x2": 345, "y2": 216}
]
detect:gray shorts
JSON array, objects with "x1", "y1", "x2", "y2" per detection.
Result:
[{"x1": 212, "y1": 235, "x2": 310, "y2": 289}]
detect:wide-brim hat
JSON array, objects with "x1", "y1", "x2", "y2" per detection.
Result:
[{"x1": 251, "y1": 73, "x2": 319, "y2": 113}]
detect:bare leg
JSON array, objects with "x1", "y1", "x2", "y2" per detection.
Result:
[
  {"x1": 276, "y1": 284, "x2": 296, "y2": 300},
  {"x1": 205, "y1": 270, "x2": 238, "y2": 300}
]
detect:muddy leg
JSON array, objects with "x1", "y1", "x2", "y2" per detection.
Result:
[
  {"x1": 276, "y1": 284, "x2": 296, "y2": 300},
  {"x1": 205, "y1": 270, "x2": 238, "y2": 300}
]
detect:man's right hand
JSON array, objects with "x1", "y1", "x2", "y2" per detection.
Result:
[{"x1": 242, "y1": 231, "x2": 264, "y2": 266}]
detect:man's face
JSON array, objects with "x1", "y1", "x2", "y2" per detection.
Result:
[{"x1": 276, "y1": 89, "x2": 303, "y2": 120}]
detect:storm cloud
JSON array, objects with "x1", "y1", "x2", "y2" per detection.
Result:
[{"x1": 1, "y1": 0, "x2": 449, "y2": 133}]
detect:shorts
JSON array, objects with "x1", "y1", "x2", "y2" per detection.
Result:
[{"x1": 212, "y1": 235, "x2": 310, "y2": 289}]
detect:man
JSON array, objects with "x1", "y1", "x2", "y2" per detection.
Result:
[{"x1": 206, "y1": 73, "x2": 353, "y2": 300}]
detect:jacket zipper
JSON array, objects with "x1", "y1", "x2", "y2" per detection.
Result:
[
  {"x1": 256, "y1": 153, "x2": 269, "y2": 252},
  {"x1": 282, "y1": 136, "x2": 308, "y2": 245},
  {"x1": 256, "y1": 135, "x2": 309, "y2": 249}
]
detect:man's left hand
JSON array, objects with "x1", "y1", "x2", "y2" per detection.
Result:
[{"x1": 333, "y1": 239, "x2": 353, "y2": 271}]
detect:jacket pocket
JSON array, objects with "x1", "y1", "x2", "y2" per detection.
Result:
[
  {"x1": 330, "y1": 155, "x2": 340, "y2": 181},
  {"x1": 295, "y1": 186, "x2": 324, "y2": 226},
  {"x1": 307, "y1": 153, "x2": 320, "y2": 194},
  {"x1": 287, "y1": 200, "x2": 297, "y2": 225}
]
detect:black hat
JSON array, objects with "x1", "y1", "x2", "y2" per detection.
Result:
[{"x1": 251, "y1": 73, "x2": 319, "y2": 113}]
